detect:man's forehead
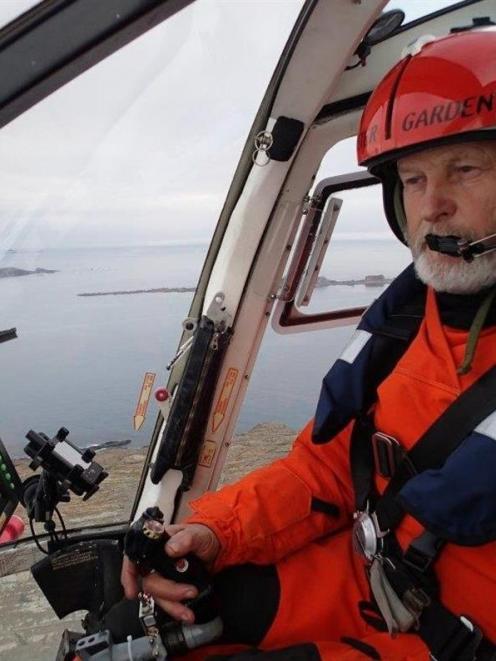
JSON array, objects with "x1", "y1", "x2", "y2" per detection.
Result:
[{"x1": 397, "y1": 141, "x2": 496, "y2": 171}]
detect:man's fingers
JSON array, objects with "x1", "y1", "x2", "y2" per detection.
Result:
[
  {"x1": 164, "y1": 524, "x2": 188, "y2": 537},
  {"x1": 121, "y1": 555, "x2": 140, "y2": 599},
  {"x1": 165, "y1": 524, "x2": 218, "y2": 564},
  {"x1": 165, "y1": 527, "x2": 197, "y2": 556},
  {"x1": 142, "y1": 572, "x2": 198, "y2": 601},
  {"x1": 141, "y1": 573, "x2": 197, "y2": 623},
  {"x1": 153, "y1": 596, "x2": 195, "y2": 624}
]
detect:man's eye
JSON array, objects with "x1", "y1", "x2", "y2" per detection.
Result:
[
  {"x1": 402, "y1": 175, "x2": 423, "y2": 187},
  {"x1": 455, "y1": 164, "x2": 479, "y2": 174}
]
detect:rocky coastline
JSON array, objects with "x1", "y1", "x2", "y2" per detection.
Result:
[{"x1": 0, "y1": 267, "x2": 57, "y2": 278}]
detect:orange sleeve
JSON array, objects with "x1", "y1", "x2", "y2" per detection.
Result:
[{"x1": 186, "y1": 419, "x2": 355, "y2": 571}]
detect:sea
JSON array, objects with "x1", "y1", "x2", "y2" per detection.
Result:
[{"x1": 0, "y1": 239, "x2": 411, "y2": 457}]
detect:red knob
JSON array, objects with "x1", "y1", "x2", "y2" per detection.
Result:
[{"x1": 155, "y1": 388, "x2": 169, "y2": 402}]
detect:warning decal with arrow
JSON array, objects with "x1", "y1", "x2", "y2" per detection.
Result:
[
  {"x1": 212, "y1": 367, "x2": 239, "y2": 432},
  {"x1": 133, "y1": 372, "x2": 156, "y2": 431},
  {"x1": 198, "y1": 439, "x2": 217, "y2": 468}
]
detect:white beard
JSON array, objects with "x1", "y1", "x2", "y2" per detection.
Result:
[{"x1": 407, "y1": 224, "x2": 496, "y2": 294}]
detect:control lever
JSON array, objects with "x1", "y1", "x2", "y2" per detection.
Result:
[{"x1": 124, "y1": 507, "x2": 216, "y2": 625}]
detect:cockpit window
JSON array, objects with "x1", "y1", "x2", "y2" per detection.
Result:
[
  {"x1": 0, "y1": 0, "x2": 303, "y2": 543},
  {"x1": 300, "y1": 138, "x2": 410, "y2": 314}
]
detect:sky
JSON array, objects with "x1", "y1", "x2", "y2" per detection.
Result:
[{"x1": 0, "y1": 0, "x2": 461, "y2": 251}]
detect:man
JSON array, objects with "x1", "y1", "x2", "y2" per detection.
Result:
[{"x1": 123, "y1": 28, "x2": 496, "y2": 660}]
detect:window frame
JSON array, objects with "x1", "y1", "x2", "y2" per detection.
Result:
[{"x1": 272, "y1": 170, "x2": 379, "y2": 333}]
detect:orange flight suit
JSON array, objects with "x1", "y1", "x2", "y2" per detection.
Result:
[{"x1": 184, "y1": 288, "x2": 496, "y2": 660}]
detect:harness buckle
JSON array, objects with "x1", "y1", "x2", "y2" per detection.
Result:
[
  {"x1": 403, "y1": 587, "x2": 431, "y2": 620},
  {"x1": 352, "y1": 507, "x2": 388, "y2": 562},
  {"x1": 403, "y1": 531, "x2": 444, "y2": 574},
  {"x1": 371, "y1": 432, "x2": 404, "y2": 478}
]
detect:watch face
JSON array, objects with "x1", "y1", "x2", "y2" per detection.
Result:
[{"x1": 367, "y1": 10, "x2": 405, "y2": 45}]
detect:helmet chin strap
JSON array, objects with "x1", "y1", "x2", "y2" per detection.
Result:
[{"x1": 425, "y1": 233, "x2": 496, "y2": 262}]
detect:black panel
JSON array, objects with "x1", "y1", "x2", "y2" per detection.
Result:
[
  {"x1": 151, "y1": 317, "x2": 231, "y2": 486},
  {"x1": 31, "y1": 539, "x2": 123, "y2": 618},
  {"x1": 269, "y1": 116, "x2": 304, "y2": 161}
]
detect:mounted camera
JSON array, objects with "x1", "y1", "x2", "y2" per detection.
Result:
[
  {"x1": 2, "y1": 429, "x2": 221, "y2": 660},
  {"x1": 22, "y1": 427, "x2": 108, "y2": 533},
  {"x1": 0, "y1": 425, "x2": 108, "y2": 547}
]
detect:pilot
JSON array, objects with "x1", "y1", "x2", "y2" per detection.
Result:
[{"x1": 122, "y1": 27, "x2": 496, "y2": 661}]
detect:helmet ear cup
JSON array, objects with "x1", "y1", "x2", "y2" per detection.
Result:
[
  {"x1": 393, "y1": 180, "x2": 407, "y2": 241},
  {"x1": 372, "y1": 164, "x2": 407, "y2": 245}
]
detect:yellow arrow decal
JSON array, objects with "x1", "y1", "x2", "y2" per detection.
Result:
[
  {"x1": 212, "y1": 368, "x2": 239, "y2": 433},
  {"x1": 133, "y1": 372, "x2": 156, "y2": 431}
]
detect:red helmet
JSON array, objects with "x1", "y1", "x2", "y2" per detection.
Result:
[{"x1": 357, "y1": 28, "x2": 496, "y2": 242}]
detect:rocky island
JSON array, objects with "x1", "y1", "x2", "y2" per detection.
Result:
[
  {"x1": 78, "y1": 286, "x2": 196, "y2": 297},
  {"x1": 0, "y1": 267, "x2": 57, "y2": 278},
  {"x1": 316, "y1": 274, "x2": 392, "y2": 287}
]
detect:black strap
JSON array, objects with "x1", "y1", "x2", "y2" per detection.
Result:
[
  {"x1": 418, "y1": 601, "x2": 485, "y2": 661},
  {"x1": 350, "y1": 416, "x2": 376, "y2": 511},
  {"x1": 347, "y1": 293, "x2": 496, "y2": 658},
  {"x1": 376, "y1": 364, "x2": 496, "y2": 530},
  {"x1": 369, "y1": 538, "x2": 496, "y2": 661},
  {"x1": 362, "y1": 368, "x2": 496, "y2": 660},
  {"x1": 350, "y1": 295, "x2": 425, "y2": 510}
]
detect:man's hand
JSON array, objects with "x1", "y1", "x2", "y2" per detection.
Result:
[{"x1": 121, "y1": 522, "x2": 220, "y2": 624}]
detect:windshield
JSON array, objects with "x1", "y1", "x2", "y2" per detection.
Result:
[
  {"x1": 0, "y1": 1, "x2": 473, "y2": 657},
  {"x1": 0, "y1": 0, "x2": 303, "y2": 541}
]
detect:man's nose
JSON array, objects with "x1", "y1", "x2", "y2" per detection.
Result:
[{"x1": 421, "y1": 180, "x2": 457, "y2": 225}]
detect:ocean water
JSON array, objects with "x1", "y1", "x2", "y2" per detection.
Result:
[{"x1": 0, "y1": 239, "x2": 410, "y2": 456}]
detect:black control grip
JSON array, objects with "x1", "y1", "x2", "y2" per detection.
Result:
[
  {"x1": 149, "y1": 532, "x2": 211, "y2": 594},
  {"x1": 124, "y1": 507, "x2": 217, "y2": 624}
]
